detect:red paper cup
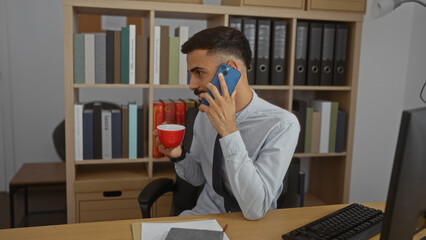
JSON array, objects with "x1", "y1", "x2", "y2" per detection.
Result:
[{"x1": 157, "y1": 124, "x2": 186, "y2": 148}]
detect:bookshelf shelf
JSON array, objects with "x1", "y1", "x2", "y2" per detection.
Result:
[
  {"x1": 74, "y1": 84, "x2": 151, "y2": 88},
  {"x1": 74, "y1": 158, "x2": 150, "y2": 165},
  {"x1": 64, "y1": 0, "x2": 363, "y2": 223}
]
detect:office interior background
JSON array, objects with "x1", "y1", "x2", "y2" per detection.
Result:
[{"x1": 0, "y1": 0, "x2": 425, "y2": 205}]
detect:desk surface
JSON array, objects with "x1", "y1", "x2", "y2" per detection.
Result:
[{"x1": 0, "y1": 202, "x2": 424, "y2": 240}]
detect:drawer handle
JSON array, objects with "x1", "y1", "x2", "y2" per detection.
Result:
[{"x1": 103, "y1": 191, "x2": 122, "y2": 197}]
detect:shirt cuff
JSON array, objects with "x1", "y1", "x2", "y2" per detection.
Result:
[{"x1": 219, "y1": 131, "x2": 245, "y2": 158}]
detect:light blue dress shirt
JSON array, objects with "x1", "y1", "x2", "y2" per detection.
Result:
[{"x1": 175, "y1": 90, "x2": 300, "y2": 220}]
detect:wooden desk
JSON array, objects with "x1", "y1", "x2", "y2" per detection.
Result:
[
  {"x1": 0, "y1": 202, "x2": 424, "y2": 239},
  {"x1": 9, "y1": 162, "x2": 66, "y2": 228}
]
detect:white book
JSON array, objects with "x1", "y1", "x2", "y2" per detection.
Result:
[
  {"x1": 101, "y1": 110, "x2": 112, "y2": 159},
  {"x1": 129, "y1": 24, "x2": 136, "y2": 85},
  {"x1": 84, "y1": 34, "x2": 95, "y2": 84},
  {"x1": 175, "y1": 26, "x2": 189, "y2": 85},
  {"x1": 153, "y1": 26, "x2": 161, "y2": 85},
  {"x1": 312, "y1": 100, "x2": 331, "y2": 153},
  {"x1": 74, "y1": 103, "x2": 83, "y2": 161}
]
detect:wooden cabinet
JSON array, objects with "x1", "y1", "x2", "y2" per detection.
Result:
[{"x1": 63, "y1": 0, "x2": 364, "y2": 223}]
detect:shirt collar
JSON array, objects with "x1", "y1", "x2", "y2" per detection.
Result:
[{"x1": 235, "y1": 89, "x2": 260, "y2": 125}]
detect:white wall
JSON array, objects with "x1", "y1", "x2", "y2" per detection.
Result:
[
  {"x1": 0, "y1": 0, "x2": 425, "y2": 198},
  {"x1": 350, "y1": 0, "x2": 426, "y2": 203}
]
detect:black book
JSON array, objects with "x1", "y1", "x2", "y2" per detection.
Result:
[
  {"x1": 93, "y1": 102, "x2": 102, "y2": 159},
  {"x1": 106, "y1": 30, "x2": 114, "y2": 84},
  {"x1": 292, "y1": 99, "x2": 307, "y2": 153}
]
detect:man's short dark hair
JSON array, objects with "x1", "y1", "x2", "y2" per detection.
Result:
[{"x1": 181, "y1": 26, "x2": 252, "y2": 69}]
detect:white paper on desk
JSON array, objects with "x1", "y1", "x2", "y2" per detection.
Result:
[{"x1": 141, "y1": 219, "x2": 229, "y2": 240}]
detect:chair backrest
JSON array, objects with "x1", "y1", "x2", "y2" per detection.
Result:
[{"x1": 52, "y1": 101, "x2": 120, "y2": 161}]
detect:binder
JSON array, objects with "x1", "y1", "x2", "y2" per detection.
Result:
[
  {"x1": 93, "y1": 102, "x2": 102, "y2": 159},
  {"x1": 106, "y1": 31, "x2": 114, "y2": 84},
  {"x1": 294, "y1": 21, "x2": 309, "y2": 85},
  {"x1": 83, "y1": 109, "x2": 94, "y2": 160},
  {"x1": 175, "y1": 26, "x2": 189, "y2": 85},
  {"x1": 111, "y1": 109, "x2": 122, "y2": 159},
  {"x1": 333, "y1": 23, "x2": 349, "y2": 86},
  {"x1": 304, "y1": 107, "x2": 313, "y2": 153},
  {"x1": 159, "y1": 26, "x2": 170, "y2": 85},
  {"x1": 307, "y1": 22, "x2": 322, "y2": 86},
  {"x1": 242, "y1": 18, "x2": 257, "y2": 85},
  {"x1": 73, "y1": 34, "x2": 85, "y2": 84},
  {"x1": 229, "y1": 17, "x2": 242, "y2": 31},
  {"x1": 292, "y1": 99, "x2": 307, "y2": 153},
  {"x1": 335, "y1": 110, "x2": 346, "y2": 153},
  {"x1": 121, "y1": 27, "x2": 129, "y2": 84},
  {"x1": 101, "y1": 110, "x2": 112, "y2": 159},
  {"x1": 255, "y1": 19, "x2": 271, "y2": 85},
  {"x1": 328, "y1": 101, "x2": 339, "y2": 153},
  {"x1": 320, "y1": 23, "x2": 335, "y2": 86},
  {"x1": 270, "y1": 20, "x2": 287, "y2": 86},
  {"x1": 312, "y1": 100, "x2": 331, "y2": 153}
]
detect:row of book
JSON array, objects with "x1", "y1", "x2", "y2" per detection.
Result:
[
  {"x1": 152, "y1": 99, "x2": 199, "y2": 158},
  {"x1": 73, "y1": 25, "x2": 148, "y2": 85},
  {"x1": 74, "y1": 102, "x2": 148, "y2": 160},
  {"x1": 293, "y1": 99, "x2": 346, "y2": 154},
  {"x1": 294, "y1": 21, "x2": 349, "y2": 86},
  {"x1": 229, "y1": 18, "x2": 349, "y2": 87}
]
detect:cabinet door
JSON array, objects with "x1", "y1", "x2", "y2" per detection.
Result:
[
  {"x1": 307, "y1": 0, "x2": 366, "y2": 13},
  {"x1": 245, "y1": 0, "x2": 304, "y2": 9}
]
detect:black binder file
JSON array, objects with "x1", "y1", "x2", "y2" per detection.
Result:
[
  {"x1": 333, "y1": 23, "x2": 349, "y2": 86},
  {"x1": 320, "y1": 23, "x2": 336, "y2": 86},
  {"x1": 229, "y1": 17, "x2": 242, "y2": 31},
  {"x1": 294, "y1": 21, "x2": 309, "y2": 85},
  {"x1": 255, "y1": 19, "x2": 271, "y2": 85},
  {"x1": 271, "y1": 20, "x2": 287, "y2": 85},
  {"x1": 307, "y1": 22, "x2": 323, "y2": 86},
  {"x1": 292, "y1": 99, "x2": 307, "y2": 153},
  {"x1": 242, "y1": 18, "x2": 257, "y2": 85}
]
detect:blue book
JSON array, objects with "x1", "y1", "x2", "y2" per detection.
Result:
[
  {"x1": 83, "y1": 109, "x2": 94, "y2": 160},
  {"x1": 128, "y1": 103, "x2": 137, "y2": 159},
  {"x1": 111, "y1": 109, "x2": 122, "y2": 158}
]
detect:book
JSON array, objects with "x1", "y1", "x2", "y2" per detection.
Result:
[
  {"x1": 74, "y1": 104, "x2": 83, "y2": 161},
  {"x1": 73, "y1": 34, "x2": 85, "y2": 84},
  {"x1": 95, "y1": 33, "x2": 106, "y2": 84},
  {"x1": 101, "y1": 109, "x2": 112, "y2": 159},
  {"x1": 328, "y1": 101, "x2": 339, "y2": 153},
  {"x1": 182, "y1": 99, "x2": 197, "y2": 111},
  {"x1": 312, "y1": 100, "x2": 331, "y2": 153},
  {"x1": 114, "y1": 31, "x2": 121, "y2": 84},
  {"x1": 292, "y1": 99, "x2": 307, "y2": 153},
  {"x1": 84, "y1": 34, "x2": 95, "y2": 84},
  {"x1": 174, "y1": 100, "x2": 186, "y2": 126},
  {"x1": 168, "y1": 37, "x2": 180, "y2": 85},
  {"x1": 121, "y1": 105, "x2": 129, "y2": 158},
  {"x1": 129, "y1": 25, "x2": 136, "y2": 85},
  {"x1": 162, "y1": 100, "x2": 176, "y2": 124},
  {"x1": 137, "y1": 106, "x2": 144, "y2": 158},
  {"x1": 311, "y1": 111, "x2": 321, "y2": 153},
  {"x1": 93, "y1": 102, "x2": 103, "y2": 159},
  {"x1": 111, "y1": 109, "x2": 122, "y2": 158},
  {"x1": 121, "y1": 26, "x2": 129, "y2": 84},
  {"x1": 175, "y1": 26, "x2": 189, "y2": 85},
  {"x1": 83, "y1": 109, "x2": 94, "y2": 160},
  {"x1": 335, "y1": 110, "x2": 346, "y2": 153},
  {"x1": 106, "y1": 30, "x2": 114, "y2": 84},
  {"x1": 153, "y1": 101, "x2": 165, "y2": 158},
  {"x1": 136, "y1": 35, "x2": 148, "y2": 84},
  {"x1": 159, "y1": 26, "x2": 170, "y2": 85},
  {"x1": 153, "y1": 26, "x2": 161, "y2": 85},
  {"x1": 304, "y1": 107, "x2": 313, "y2": 153},
  {"x1": 129, "y1": 103, "x2": 138, "y2": 159}
]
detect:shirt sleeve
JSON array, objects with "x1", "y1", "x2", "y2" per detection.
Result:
[
  {"x1": 219, "y1": 119, "x2": 300, "y2": 220},
  {"x1": 174, "y1": 132, "x2": 206, "y2": 187}
]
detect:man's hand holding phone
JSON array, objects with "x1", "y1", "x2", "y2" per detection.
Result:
[{"x1": 199, "y1": 66, "x2": 240, "y2": 138}]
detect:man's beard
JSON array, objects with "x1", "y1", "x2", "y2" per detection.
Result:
[{"x1": 194, "y1": 89, "x2": 207, "y2": 96}]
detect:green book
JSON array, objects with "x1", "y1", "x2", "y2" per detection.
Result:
[
  {"x1": 73, "y1": 33, "x2": 85, "y2": 84},
  {"x1": 120, "y1": 27, "x2": 129, "y2": 84},
  {"x1": 329, "y1": 101, "x2": 339, "y2": 152},
  {"x1": 168, "y1": 37, "x2": 180, "y2": 85},
  {"x1": 304, "y1": 107, "x2": 313, "y2": 153}
]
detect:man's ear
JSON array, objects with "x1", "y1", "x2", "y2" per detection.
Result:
[{"x1": 226, "y1": 60, "x2": 239, "y2": 71}]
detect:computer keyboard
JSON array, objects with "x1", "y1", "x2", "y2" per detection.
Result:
[{"x1": 282, "y1": 203, "x2": 384, "y2": 240}]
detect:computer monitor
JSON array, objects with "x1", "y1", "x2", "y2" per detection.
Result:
[{"x1": 381, "y1": 106, "x2": 426, "y2": 239}]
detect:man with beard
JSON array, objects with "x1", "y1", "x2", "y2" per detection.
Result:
[{"x1": 153, "y1": 26, "x2": 300, "y2": 220}]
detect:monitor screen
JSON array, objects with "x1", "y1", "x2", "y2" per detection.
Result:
[{"x1": 381, "y1": 107, "x2": 426, "y2": 239}]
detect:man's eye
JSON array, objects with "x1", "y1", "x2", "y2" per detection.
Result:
[{"x1": 196, "y1": 71, "x2": 203, "y2": 77}]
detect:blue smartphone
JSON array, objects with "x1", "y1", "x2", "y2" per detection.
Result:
[{"x1": 201, "y1": 63, "x2": 241, "y2": 106}]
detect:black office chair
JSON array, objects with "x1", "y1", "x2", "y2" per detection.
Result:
[
  {"x1": 52, "y1": 101, "x2": 121, "y2": 161},
  {"x1": 138, "y1": 107, "x2": 305, "y2": 218}
]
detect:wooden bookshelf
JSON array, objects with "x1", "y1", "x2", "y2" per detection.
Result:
[{"x1": 63, "y1": 0, "x2": 364, "y2": 223}]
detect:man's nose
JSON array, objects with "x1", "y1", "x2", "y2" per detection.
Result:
[{"x1": 188, "y1": 75, "x2": 199, "y2": 91}]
